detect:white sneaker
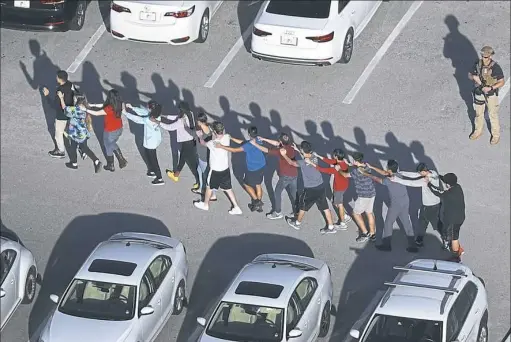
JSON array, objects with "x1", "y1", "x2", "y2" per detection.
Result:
[
  {"x1": 194, "y1": 201, "x2": 209, "y2": 211},
  {"x1": 335, "y1": 222, "x2": 348, "y2": 230},
  {"x1": 229, "y1": 206, "x2": 242, "y2": 215},
  {"x1": 344, "y1": 215, "x2": 352, "y2": 223}
]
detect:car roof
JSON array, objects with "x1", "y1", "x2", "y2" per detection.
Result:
[
  {"x1": 221, "y1": 262, "x2": 309, "y2": 308},
  {"x1": 74, "y1": 240, "x2": 162, "y2": 286},
  {"x1": 0, "y1": 237, "x2": 21, "y2": 251},
  {"x1": 375, "y1": 259, "x2": 474, "y2": 321}
]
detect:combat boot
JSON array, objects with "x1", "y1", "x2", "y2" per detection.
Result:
[
  {"x1": 103, "y1": 156, "x2": 115, "y2": 172},
  {"x1": 113, "y1": 148, "x2": 128, "y2": 169}
]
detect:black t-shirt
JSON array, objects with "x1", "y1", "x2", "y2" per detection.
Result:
[
  {"x1": 54, "y1": 81, "x2": 75, "y2": 120},
  {"x1": 470, "y1": 60, "x2": 504, "y2": 96}
]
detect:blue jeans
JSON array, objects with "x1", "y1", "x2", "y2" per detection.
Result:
[
  {"x1": 274, "y1": 175, "x2": 298, "y2": 213},
  {"x1": 103, "y1": 128, "x2": 123, "y2": 156}
]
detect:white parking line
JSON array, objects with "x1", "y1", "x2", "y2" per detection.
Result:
[
  {"x1": 499, "y1": 77, "x2": 510, "y2": 105},
  {"x1": 66, "y1": 24, "x2": 106, "y2": 74},
  {"x1": 204, "y1": 24, "x2": 254, "y2": 88},
  {"x1": 342, "y1": 1, "x2": 423, "y2": 104}
]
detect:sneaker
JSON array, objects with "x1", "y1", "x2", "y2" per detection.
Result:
[
  {"x1": 469, "y1": 132, "x2": 482, "y2": 140},
  {"x1": 344, "y1": 215, "x2": 352, "y2": 223},
  {"x1": 229, "y1": 207, "x2": 242, "y2": 215},
  {"x1": 94, "y1": 161, "x2": 102, "y2": 174},
  {"x1": 49, "y1": 149, "x2": 65, "y2": 159},
  {"x1": 166, "y1": 169, "x2": 179, "y2": 182},
  {"x1": 194, "y1": 201, "x2": 209, "y2": 211},
  {"x1": 356, "y1": 233, "x2": 369, "y2": 243},
  {"x1": 490, "y1": 135, "x2": 500, "y2": 145},
  {"x1": 320, "y1": 227, "x2": 337, "y2": 235},
  {"x1": 266, "y1": 212, "x2": 284, "y2": 220},
  {"x1": 151, "y1": 178, "x2": 165, "y2": 186},
  {"x1": 255, "y1": 200, "x2": 264, "y2": 213},
  {"x1": 285, "y1": 217, "x2": 301, "y2": 230},
  {"x1": 248, "y1": 203, "x2": 257, "y2": 212},
  {"x1": 369, "y1": 233, "x2": 376, "y2": 242},
  {"x1": 191, "y1": 184, "x2": 201, "y2": 194},
  {"x1": 146, "y1": 171, "x2": 156, "y2": 178},
  {"x1": 79, "y1": 148, "x2": 87, "y2": 160},
  {"x1": 334, "y1": 221, "x2": 348, "y2": 230},
  {"x1": 65, "y1": 162, "x2": 78, "y2": 170},
  {"x1": 441, "y1": 240, "x2": 450, "y2": 251},
  {"x1": 415, "y1": 236, "x2": 424, "y2": 247}
]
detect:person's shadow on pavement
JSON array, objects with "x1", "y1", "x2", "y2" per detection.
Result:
[
  {"x1": 19, "y1": 39, "x2": 60, "y2": 151},
  {"x1": 443, "y1": 14, "x2": 478, "y2": 132}
]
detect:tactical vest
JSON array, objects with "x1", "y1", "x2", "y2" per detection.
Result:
[{"x1": 478, "y1": 59, "x2": 497, "y2": 86}]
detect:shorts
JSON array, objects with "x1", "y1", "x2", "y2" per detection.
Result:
[
  {"x1": 332, "y1": 191, "x2": 345, "y2": 206},
  {"x1": 353, "y1": 196, "x2": 375, "y2": 214},
  {"x1": 298, "y1": 186, "x2": 329, "y2": 212},
  {"x1": 444, "y1": 223, "x2": 462, "y2": 241},
  {"x1": 208, "y1": 169, "x2": 232, "y2": 190},
  {"x1": 244, "y1": 168, "x2": 264, "y2": 187}
]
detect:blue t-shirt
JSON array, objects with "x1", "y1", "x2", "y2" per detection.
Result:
[{"x1": 242, "y1": 140, "x2": 266, "y2": 171}]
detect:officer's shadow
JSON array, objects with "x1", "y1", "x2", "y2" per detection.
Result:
[{"x1": 442, "y1": 14, "x2": 479, "y2": 133}]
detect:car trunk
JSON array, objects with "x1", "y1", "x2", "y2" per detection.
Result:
[
  {"x1": 114, "y1": 0, "x2": 190, "y2": 27},
  {"x1": 0, "y1": 0, "x2": 64, "y2": 10}
]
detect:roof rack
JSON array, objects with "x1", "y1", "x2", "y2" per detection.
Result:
[{"x1": 379, "y1": 262, "x2": 467, "y2": 314}]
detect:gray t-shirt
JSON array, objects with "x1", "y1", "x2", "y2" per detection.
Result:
[
  {"x1": 350, "y1": 167, "x2": 376, "y2": 198},
  {"x1": 382, "y1": 177, "x2": 409, "y2": 206},
  {"x1": 297, "y1": 159, "x2": 323, "y2": 188}
]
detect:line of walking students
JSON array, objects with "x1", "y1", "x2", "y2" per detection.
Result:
[{"x1": 44, "y1": 70, "x2": 466, "y2": 263}]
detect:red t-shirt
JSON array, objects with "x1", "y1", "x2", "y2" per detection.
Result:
[
  {"x1": 104, "y1": 105, "x2": 123, "y2": 132},
  {"x1": 316, "y1": 158, "x2": 349, "y2": 191},
  {"x1": 268, "y1": 145, "x2": 298, "y2": 177}
]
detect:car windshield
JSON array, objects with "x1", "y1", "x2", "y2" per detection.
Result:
[
  {"x1": 58, "y1": 279, "x2": 136, "y2": 321},
  {"x1": 266, "y1": 0, "x2": 331, "y2": 19},
  {"x1": 362, "y1": 314, "x2": 443, "y2": 342},
  {"x1": 206, "y1": 301, "x2": 284, "y2": 342}
]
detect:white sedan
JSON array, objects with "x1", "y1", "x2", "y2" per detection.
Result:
[
  {"x1": 38, "y1": 232, "x2": 188, "y2": 342},
  {"x1": 251, "y1": 0, "x2": 383, "y2": 66},
  {"x1": 110, "y1": 1, "x2": 223, "y2": 45},
  {"x1": 1, "y1": 230, "x2": 38, "y2": 331},
  {"x1": 196, "y1": 254, "x2": 333, "y2": 342}
]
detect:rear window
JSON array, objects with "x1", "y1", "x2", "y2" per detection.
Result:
[
  {"x1": 235, "y1": 281, "x2": 284, "y2": 299},
  {"x1": 88, "y1": 259, "x2": 137, "y2": 276},
  {"x1": 266, "y1": 0, "x2": 332, "y2": 19}
]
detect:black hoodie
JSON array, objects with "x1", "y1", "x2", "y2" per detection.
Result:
[
  {"x1": 428, "y1": 183, "x2": 466, "y2": 224},
  {"x1": 52, "y1": 81, "x2": 75, "y2": 120}
]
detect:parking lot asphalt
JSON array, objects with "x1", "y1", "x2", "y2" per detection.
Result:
[{"x1": 1, "y1": 1, "x2": 509, "y2": 341}]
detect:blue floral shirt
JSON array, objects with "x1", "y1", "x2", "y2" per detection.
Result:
[{"x1": 65, "y1": 106, "x2": 90, "y2": 143}]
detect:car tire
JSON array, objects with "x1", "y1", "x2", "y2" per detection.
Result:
[
  {"x1": 69, "y1": 1, "x2": 87, "y2": 31},
  {"x1": 339, "y1": 28, "x2": 354, "y2": 64},
  {"x1": 476, "y1": 311, "x2": 488, "y2": 342},
  {"x1": 195, "y1": 10, "x2": 210, "y2": 43},
  {"x1": 318, "y1": 301, "x2": 331, "y2": 338},
  {"x1": 22, "y1": 267, "x2": 37, "y2": 304},
  {"x1": 172, "y1": 280, "x2": 186, "y2": 315}
]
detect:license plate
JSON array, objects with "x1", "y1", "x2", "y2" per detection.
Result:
[
  {"x1": 14, "y1": 0, "x2": 30, "y2": 8},
  {"x1": 139, "y1": 11, "x2": 156, "y2": 21},
  {"x1": 281, "y1": 34, "x2": 297, "y2": 46}
]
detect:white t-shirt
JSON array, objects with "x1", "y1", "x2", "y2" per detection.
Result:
[{"x1": 206, "y1": 134, "x2": 231, "y2": 171}]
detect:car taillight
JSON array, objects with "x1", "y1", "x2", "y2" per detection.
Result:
[
  {"x1": 165, "y1": 5, "x2": 195, "y2": 18},
  {"x1": 40, "y1": 0, "x2": 64, "y2": 4},
  {"x1": 253, "y1": 27, "x2": 272, "y2": 37},
  {"x1": 111, "y1": 2, "x2": 131, "y2": 13},
  {"x1": 306, "y1": 31, "x2": 334, "y2": 43}
]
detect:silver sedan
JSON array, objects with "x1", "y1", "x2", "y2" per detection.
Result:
[{"x1": 1, "y1": 229, "x2": 38, "y2": 331}]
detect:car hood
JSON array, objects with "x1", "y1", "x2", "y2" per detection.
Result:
[
  {"x1": 47, "y1": 312, "x2": 134, "y2": 342},
  {"x1": 198, "y1": 333, "x2": 233, "y2": 342}
]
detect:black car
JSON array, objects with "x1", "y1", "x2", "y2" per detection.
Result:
[{"x1": 0, "y1": 0, "x2": 88, "y2": 31}]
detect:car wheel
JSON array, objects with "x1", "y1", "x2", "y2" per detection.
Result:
[
  {"x1": 22, "y1": 267, "x2": 37, "y2": 304},
  {"x1": 477, "y1": 312, "x2": 488, "y2": 342},
  {"x1": 69, "y1": 1, "x2": 86, "y2": 31},
  {"x1": 195, "y1": 10, "x2": 210, "y2": 43},
  {"x1": 339, "y1": 28, "x2": 354, "y2": 64},
  {"x1": 172, "y1": 281, "x2": 186, "y2": 315},
  {"x1": 318, "y1": 301, "x2": 331, "y2": 337}
]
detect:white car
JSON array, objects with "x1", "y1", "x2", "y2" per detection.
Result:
[
  {"x1": 196, "y1": 254, "x2": 333, "y2": 342},
  {"x1": 110, "y1": 1, "x2": 223, "y2": 44},
  {"x1": 1, "y1": 230, "x2": 38, "y2": 331},
  {"x1": 38, "y1": 232, "x2": 188, "y2": 342},
  {"x1": 350, "y1": 259, "x2": 489, "y2": 342},
  {"x1": 251, "y1": 0, "x2": 383, "y2": 66}
]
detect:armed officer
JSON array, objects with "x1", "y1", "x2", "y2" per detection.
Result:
[{"x1": 468, "y1": 46, "x2": 505, "y2": 145}]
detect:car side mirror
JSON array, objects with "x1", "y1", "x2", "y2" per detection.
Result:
[
  {"x1": 140, "y1": 306, "x2": 155, "y2": 315},
  {"x1": 197, "y1": 317, "x2": 207, "y2": 327},
  {"x1": 288, "y1": 329, "x2": 303, "y2": 338},
  {"x1": 49, "y1": 294, "x2": 59, "y2": 304},
  {"x1": 0, "y1": 289, "x2": 5, "y2": 298},
  {"x1": 350, "y1": 329, "x2": 360, "y2": 339}
]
